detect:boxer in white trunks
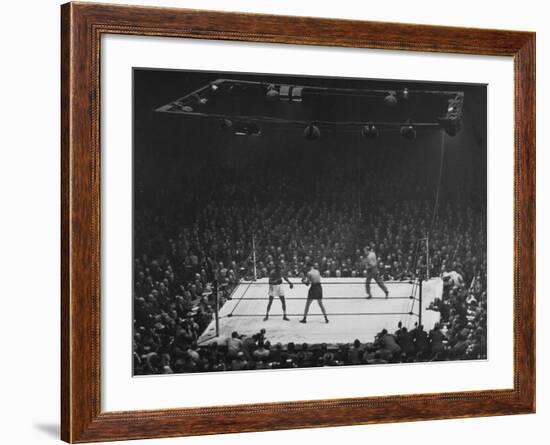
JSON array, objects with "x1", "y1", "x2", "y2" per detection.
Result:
[{"x1": 264, "y1": 262, "x2": 293, "y2": 321}]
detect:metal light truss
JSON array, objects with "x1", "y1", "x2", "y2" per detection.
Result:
[{"x1": 156, "y1": 78, "x2": 464, "y2": 134}]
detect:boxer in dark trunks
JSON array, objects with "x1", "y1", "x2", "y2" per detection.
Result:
[
  {"x1": 300, "y1": 263, "x2": 329, "y2": 324},
  {"x1": 264, "y1": 262, "x2": 293, "y2": 321}
]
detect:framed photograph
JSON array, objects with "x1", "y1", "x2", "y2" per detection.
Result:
[{"x1": 61, "y1": 2, "x2": 535, "y2": 442}]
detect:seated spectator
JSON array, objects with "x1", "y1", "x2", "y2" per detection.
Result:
[
  {"x1": 226, "y1": 331, "x2": 243, "y2": 358},
  {"x1": 429, "y1": 323, "x2": 446, "y2": 355},
  {"x1": 377, "y1": 329, "x2": 402, "y2": 356},
  {"x1": 231, "y1": 351, "x2": 248, "y2": 371},
  {"x1": 367, "y1": 352, "x2": 388, "y2": 365},
  {"x1": 253, "y1": 341, "x2": 271, "y2": 360},
  {"x1": 349, "y1": 339, "x2": 364, "y2": 365},
  {"x1": 412, "y1": 325, "x2": 429, "y2": 357},
  {"x1": 397, "y1": 327, "x2": 415, "y2": 357}
]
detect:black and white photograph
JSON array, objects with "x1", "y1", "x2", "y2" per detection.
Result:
[
  {"x1": 132, "y1": 68, "x2": 487, "y2": 376},
  {"x1": 1, "y1": 0, "x2": 544, "y2": 443}
]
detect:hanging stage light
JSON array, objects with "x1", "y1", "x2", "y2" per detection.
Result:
[
  {"x1": 245, "y1": 122, "x2": 261, "y2": 136},
  {"x1": 303, "y1": 123, "x2": 321, "y2": 141},
  {"x1": 233, "y1": 121, "x2": 261, "y2": 136},
  {"x1": 361, "y1": 123, "x2": 379, "y2": 139},
  {"x1": 266, "y1": 84, "x2": 280, "y2": 101},
  {"x1": 279, "y1": 85, "x2": 291, "y2": 101},
  {"x1": 277, "y1": 85, "x2": 303, "y2": 102},
  {"x1": 191, "y1": 93, "x2": 208, "y2": 106},
  {"x1": 384, "y1": 91, "x2": 398, "y2": 106},
  {"x1": 438, "y1": 94, "x2": 464, "y2": 136},
  {"x1": 222, "y1": 118, "x2": 262, "y2": 136},
  {"x1": 220, "y1": 118, "x2": 233, "y2": 131},
  {"x1": 400, "y1": 121, "x2": 416, "y2": 140},
  {"x1": 291, "y1": 86, "x2": 303, "y2": 102},
  {"x1": 171, "y1": 101, "x2": 194, "y2": 113}
]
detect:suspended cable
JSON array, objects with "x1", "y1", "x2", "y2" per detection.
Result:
[{"x1": 430, "y1": 130, "x2": 446, "y2": 233}]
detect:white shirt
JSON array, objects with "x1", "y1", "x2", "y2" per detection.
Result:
[
  {"x1": 365, "y1": 252, "x2": 378, "y2": 269},
  {"x1": 442, "y1": 271, "x2": 464, "y2": 287}
]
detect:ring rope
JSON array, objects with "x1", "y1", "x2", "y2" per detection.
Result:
[
  {"x1": 224, "y1": 280, "x2": 422, "y2": 320},
  {"x1": 227, "y1": 280, "x2": 255, "y2": 317},
  {"x1": 233, "y1": 296, "x2": 419, "y2": 301},
  {"x1": 239, "y1": 280, "x2": 418, "y2": 285},
  {"x1": 224, "y1": 311, "x2": 419, "y2": 318}
]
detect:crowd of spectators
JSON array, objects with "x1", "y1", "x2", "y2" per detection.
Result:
[{"x1": 133, "y1": 162, "x2": 487, "y2": 375}]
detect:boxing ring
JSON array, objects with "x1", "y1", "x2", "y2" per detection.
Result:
[{"x1": 198, "y1": 278, "x2": 442, "y2": 346}]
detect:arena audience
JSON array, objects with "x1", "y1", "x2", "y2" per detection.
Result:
[{"x1": 133, "y1": 163, "x2": 487, "y2": 375}]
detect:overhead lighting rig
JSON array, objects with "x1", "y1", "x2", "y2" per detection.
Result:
[
  {"x1": 156, "y1": 79, "x2": 465, "y2": 140},
  {"x1": 438, "y1": 94, "x2": 465, "y2": 136}
]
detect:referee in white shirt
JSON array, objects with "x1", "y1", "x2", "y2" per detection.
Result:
[{"x1": 363, "y1": 245, "x2": 389, "y2": 299}]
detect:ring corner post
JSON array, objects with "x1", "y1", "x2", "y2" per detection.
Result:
[
  {"x1": 418, "y1": 275, "x2": 423, "y2": 328},
  {"x1": 214, "y1": 279, "x2": 220, "y2": 337},
  {"x1": 252, "y1": 234, "x2": 258, "y2": 281}
]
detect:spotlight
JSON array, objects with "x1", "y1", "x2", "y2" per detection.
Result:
[
  {"x1": 401, "y1": 88, "x2": 409, "y2": 100},
  {"x1": 361, "y1": 124, "x2": 379, "y2": 139},
  {"x1": 438, "y1": 94, "x2": 464, "y2": 136},
  {"x1": 220, "y1": 118, "x2": 233, "y2": 131},
  {"x1": 303, "y1": 123, "x2": 321, "y2": 141},
  {"x1": 279, "y1": 85, "x2": 291, "y2": 101},
  {"x1": 233, "y1": 121, "x2": 261, "y2": 136},
  {"x1": 384, "y1": 91, "x2": 398, "y2": 106},
  {"x1": 400, "y1": 121, "x2": 416, "y2": 140},
  {"x1": 245, "y1": 122, "x2": 261, "y2": 136},
  {"x1": 211, "y1": 84, "x2": 219, "y2": 92},
  {"x1": 172, "y1": 102, "x2": 193, "y2": 113},
  {"x1": 266, "y1": 84, "x2": 279, "y2": 101},
  {"x1": 291, "y1": 86, "x2": 303, "y2": 102},
  {"x1": 192, "y1": 94, "x2": 208, "y2": 105},
  {"x1": 234, "y1": 125, "x2": 248, "y2": 136}
]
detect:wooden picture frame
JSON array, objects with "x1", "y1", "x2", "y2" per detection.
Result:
[{"x1": 61, "y1": 2, "x2": 535, "y2": 442}]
